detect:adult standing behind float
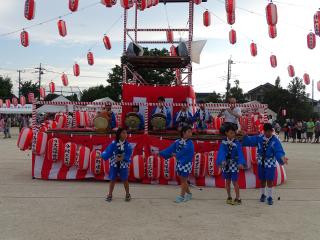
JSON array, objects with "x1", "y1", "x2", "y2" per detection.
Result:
[
  {"x1": 151, "y1": 96, "x2": 172, "y2": 130},
  {"x1": 218, "y1": 97, "x2": 242, "y2": 134}
]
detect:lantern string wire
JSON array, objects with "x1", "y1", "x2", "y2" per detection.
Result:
[{"x1": 0, "y1": 1, "x2": 100, "y2": 38}]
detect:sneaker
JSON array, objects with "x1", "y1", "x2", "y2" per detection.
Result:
[
  {"x1": 233, "y1": 198, "x2": 242, "y2": 205},
  {"x1": 267, "y1": 197, "x2": 273, "y2": 205},
  {"x1": 105, "y1": 195, "x2": 112, "y2": 202},
  {"x1": 125, "y1": 193, "x2": 131, "y2": 202},
  {"x1": 175, "y1": 195, "x2": 185, "y2": 203},
  {"x1": 184, "y1": 193, "x2": 192, "y2": 202},
  {"x1": 260, "y1": 194, "x2": 266, "y2": 202},
  {"x1": 226, "y1": 197, "x2": 234, "y2": 205}
]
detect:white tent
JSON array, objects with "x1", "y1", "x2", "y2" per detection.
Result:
[
  {"x1": 37, "y1": 96, "x2": 74, "y2": 113},
  {"x1": 93, "y1": 97, "x2": 115, "y2": 104},
  {"x1": 0, "y1": 104, "x2": 32, "y2": 114}
]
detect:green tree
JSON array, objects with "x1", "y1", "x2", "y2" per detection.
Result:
[
  {"x1": 0, "y1": 76, "x2": 13, "y2": 99},
  {"x1": 205, "y1": 91, "x2": 223, "y2": 103},
  {"x1": 80, "y1": 85, "x2": 111, "y2": 102},
  {"x1": 20, "y1": 81, "x2": 39, "y2": 99},
  {"x1": 288, "y1": 77, "x2": 307, "y2": 101},
  {"x1": 229, "y1": 79, "x2": 246, "y2": 103}
]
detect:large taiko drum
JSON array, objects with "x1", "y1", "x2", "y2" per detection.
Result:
[
  {"x1": 151, "y1": 113, "x2": 166, "y2": 130},
  {"x1": 93, "y1": 112, "x2": 111, "y2": 132},
  {"x1": 125, "y1": 112, "x2": 141, "y2": 130}
]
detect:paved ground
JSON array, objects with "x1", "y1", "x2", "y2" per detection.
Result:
[{"x1": 0, "y1": 128, "x2": 320, "y2": 240}]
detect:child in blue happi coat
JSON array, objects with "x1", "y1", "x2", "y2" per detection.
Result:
[
  {"x1": 160, "y1": 126, "x2": 195, "y2": 203},
  {"x1": 193, "y1": 101, "x2": 212, "y2": 132},
  {"x1": 174, "y1": 102, "x2": 193, "y2": 131},
  {"x1": 101, "y1": 128, "x2": 133, "y2": 202},
  {"x1": 241, "y1": 123, "x2": 288, "y2": 205},
  {"x1": 217, "y1": 124, "x2": 246, "y2": 205},
  {"x1": 151, "y1": 96, "x2": 172, "y2": 129}
]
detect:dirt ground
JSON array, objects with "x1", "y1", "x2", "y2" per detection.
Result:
[{"x1": 0, "y1": 128, "x2": 320, "y2": 240}]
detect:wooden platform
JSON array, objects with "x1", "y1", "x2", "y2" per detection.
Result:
[{"x1": 121, "y1": 56, "x2": 191, "y2": 69}]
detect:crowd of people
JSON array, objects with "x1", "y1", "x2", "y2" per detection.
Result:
[
  {"x1": 282, "y1": 118, "x2": 320, "y2": 143},
  {"x1": 0, "y1": 114, "x2": 32, "y2": 139}
]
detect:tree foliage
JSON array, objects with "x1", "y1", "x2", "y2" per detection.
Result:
[
  {"x1": 229, "y1": 79, "x2": 246, "y2": 103},
  {"x1": 80, "y1": 85, "x2": 111, "y2": 102},
  {"x1": 20, "y1": 80, "x2": 39, "y2": 98},
  {"x1": 205, "y1": 91, "x2": 224, "y2": 103},
  {"x1": 0, "y1": 76, "x2": 13, "y2": 99}
]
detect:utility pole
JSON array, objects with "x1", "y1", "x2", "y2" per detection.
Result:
[
  {"x1": 226, "y1": 58, "x2": 234, "y2": 100},
  {"x1": 34, "y1": 63, "x2": 45, "y2": 99},
  {"x1": 17, "y1": 70, "x2": 25, "y2": 98}
]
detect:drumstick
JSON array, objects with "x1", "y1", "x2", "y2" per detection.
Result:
[{"x1": 187, "y1": 180, "x2": 203, "y2": 191}]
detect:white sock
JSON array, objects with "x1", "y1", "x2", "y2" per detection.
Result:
[
  {"x1": 267, "y1": 187, "x2": 273, "y2": 198},
  {"x1": 260, "y1": 187, "x2": 266, "y2": 195}
]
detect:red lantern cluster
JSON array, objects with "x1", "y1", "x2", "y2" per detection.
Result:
[
  {"x1": 87, "y1": 51, "x2": 94, "y2": 66},
  {"x1": 137, "y1": 0, "x2": 147, "y2": 10},
  {"x1": 250, "y1": 42, "x2": 257, "y2": 57},
  {"x1": 28, "y1": 92, "x2": 35, "y2": 103},
  {"x1": 120, "y1": 0, "x2": 134, "y2": 9},
  {"x1": 20, "y1": 96, "x2": 26, "y2": 106},
  {"x1": 58, "y1": 20, "x2": 67, "y2": 37},
  {"x1": 69, "y1": 0, "x2": 79, "y2": 12},
  {"x1": 166, "y1": 30, "x2": 174, "y2": 43},
  {"x1": 229, "y1": 29, "x2": 236, "y2": 44},
  {"x1": 24, "y1": 0, "x2": 36, "y2": 20},
  {"x1": 203, "y1": 10, "x2": 211, "y2": 27},
  {"x1": 101, "y1": 0, "x2": 117, "y2": 8},
  {"x1": 49, "y1": 82, "x2": 55, "y2": 94},
  {"x1": 287, "y1": 65, "x2": 295, "y2": 77},
  {"x1": 225, "y1": 0, "x2": 235, "y2": 25},
  {"x1": 103, "y1": 35, "x2": 112, "y2": 50},
  {"x1": 314, "y1": 10, "x2": 320, "y2": 36},
  {"x1": 270, "y1": 55, "x2": 277, "y2": 68},
  {"x1": 20, "y1": 30, "x2": 29, "y2": 47},
  {"x1": 303, "y1": 73, "x2": 310, "y2": 85},
  {"x1": 40, "y1": 87, "x2": 46, "y2": 99},
  {"x1": 61, "y1": 73, "x2": 69, "y2": 86},
  {"x1": 73, "y1": 63, "x2": 80, "y2": 76},
  {"x1": 307, "y1": 32, "x2": 316, "y2": 50},
  {"x1": 268, "y1": 25, "x2": 277, "y2": 39}
]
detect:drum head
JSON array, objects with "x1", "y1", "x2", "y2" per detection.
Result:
[
  {"x1": 125, "y1": 112, "x2": 141, "y2": 130},
  {"x1": 94, "y1": 117, "x2": 109, "y2": 131},
  {"x1": 151, "y1": 113, "x2": 166, "y2": 130}
]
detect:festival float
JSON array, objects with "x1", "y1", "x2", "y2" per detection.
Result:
[{"x1": 16, "y1": 0, "x2": 287, "y2": 189}]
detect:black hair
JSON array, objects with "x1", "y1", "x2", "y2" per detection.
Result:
[
  {"x1": 263, "y1": 123, "x2": 273, "y2": 132},
  {"x1": 116, "y1": 127, "x2": 127, "y2": 142},
  {"x1": 198, "y1": 100, "x2": 205, "y2": 104},
  {"x1": 180, "y1": 126, "x2": 192, "y2": 138},
  {"x1": 132, "y1": 105, "x2": 139, "y2": 111},
  {"x1": 224, "y1": 124, "x2": 236, "y2": 134},
  {"x1": 158, "y1": 96, "x2": 165, "y2": 102}
]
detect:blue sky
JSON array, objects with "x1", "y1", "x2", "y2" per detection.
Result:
[{"x1": 0, "y1": 0, "x2": 319, "y2": 100}]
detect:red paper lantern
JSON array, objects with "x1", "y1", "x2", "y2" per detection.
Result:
[
  {"x1": 227, "y1": 11, "x2": 235, "y2": 25},
  {"x1": 317, "y1": 81, "x2": 320, "y2": 91},
  {"x1": 55, "y1": 113, "x2": 68, "y2": 128},
  {"x1": 20, "y1": 30, "x2": 29, "y2": 47},
  {"x1": 101, "y1": 0, "x2": 117, "y2": 7},
  {"x1": 103, "y1": 35, "x2": 112, "y2": 50},
  {"x1": 20, "y1": 96, "x2": 26, "y2": 106},
  {"x1": 5, "y1": 99, "x2": 11, "y2": 108},
  {"x1": 270, "y1": 55, "x2": 277, "y2": 68},
  {"x1": 49, "y1": 82, "x2": 55, "y2": 94},
  {"x1": 161, "y1": 157, "x2": 176, "y2": 180},
  {"x1": 129, "y1": 155, "x2": 145, "y2": 179},
  {"x1": 24, "y1": 0, "x2": 36, "y2": 20},
  {"x1": 58, "y1": 20, "x2": 67, "y2": 37},
  {"x1": 120, "y1": 0, "x2": 134, "y2": 9},
  {"x1": 303, "y1": 73, "x2": 310, "y2": 85},
  {"x1": 266, "y1": 2, "x2": 278, "y2": 26},
  {"x1": 282, "y1": 109, "x2": 287, "y2": 117},
  {"x1": 145, "y1": 155, "x2": 161, "y2": 180},
  {"x1": 47, "y1": 138, "x2": 64, "y2": 162},
  {"x1": 63, "y1": 142, "x2": 77, "y2": 167},
  {"x1": 0, "y1": 99, "x2": 3, "y2": 108},
  {"x1": 194, "y1": 0, "x2": 202, "y2": 5},
  {"x1": 287, "y1": 65, "x2": 295, "y2": 77},
  {"x1": 229, "y1": 29, "x2": 236, "y2": 44},
  {"x1": 268, "y1": 25, "x2": 277, "y2": 39},
  {"x1": 205, "y1": 151, "x2": 220, "y2": 176},
  {"x1": 75, "y1": 111, "x2": 89, "y2": 127},
  {"x1": 166, "y1": 30, "x2": 174, "y2": 43},
  {"x1": 87, "y1": 51, "x2": 94, "y2": 66},
  {"x1": 203, "y1": 10, "x2": 211, "y2": 27},
  {"x1": 12, "y1": 97, "x2": 18, "y2": 107},
  {"x1": 61, "y1": 73, "x2": 69, "y2": 86},
  {"x1": 33, "y1": 132, "x2": 48, "y2": 155},
  {"x1": 225, "y1": 0, "x2": 235, "y2": 14},
  {"x1": 77, "y1": 146, "x2": 91, "y2": 170},
  {"x1": 28, "y1": 92, "x2": 34, "y2": 103},
  {"x1": 170, "y1": 45, "x2": 177, "y2": 56},
  {"x1": 17, "y1": 127, "x2": 33, "y2": 151},
  {"x1": 152, "y1": 0, "x2": 159, "y2": 6},
  {"x1": 73, "y1": 63, "x2": 80, "y2": 76},
  {"x1": 314, "y1": 10, "x2": 320, "y2": 36},
  {"x1": 192, "y1": 153, "x2": 206, "y2": 178},
  {"x1": 40, "y1": 87, "x2": 46, "y2": 99},
  {"x1": 90, "y1": 150, "x2": 104, "y2": 175},
  {"x1": 307, "y1": 32, "x2": 316, "y2": 50},
  {"x1": 69, "y1": 0, "x2": 79, "y2": 12},
  {"x1": 250, "y1": 42, "x2": 257, "y2": 57},
  {"x1": 137, "y1": 0, "x2": 147, "y2": 10}
]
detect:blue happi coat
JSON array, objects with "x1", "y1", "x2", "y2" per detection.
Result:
[
  {"x1": 217, "y1": 139, "x2": 246, "y2": 173},
  {"x1": 110, "y1": 112, "x2": 116, "y2": 129},
  {"x1": 242, "y1": 134, "x2": 285, "y2": 168},
  {"x1": 160, "y1": 138, "x2": 195, "y2": 175},
  {"x1": 101, "y1": 140, "x2": 133, "y2": 169}
]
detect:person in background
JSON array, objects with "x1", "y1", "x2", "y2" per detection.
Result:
[
  {"x1": 151, "y1": 96, "x2": 172, "y2": 129},
  {"x1": 0, "y1": 115, "x2": 4, "y2": 135},
  {"x1": 192, "y1": 100, "x2": 212, "y2": 132},
  {"x1": 4, "y1": 116, "x2": 11, "y2": 139},
  {"x1": 218, "y1": 97, "x2": 242, "y2": 134},
  {"x1": 274, "y1": 121, "x2": 281, "y2": 137},
  {"x1": 306, "y1": 118, "x2": 315, "y2": 143},
  {"x1": 268, "y1": 115, "x2": 273, "y2": 125},
  {"x1": 283, "y1": 121, "x2": 289, "y2": 142},
  {"x1": 314, "y1": 118, "x2": 320, "y2": 143},
  {"x1": 291, "y1": 119, "x2": 297, "y2": 143},
  {"x1": 301, "y1": 120, "x2": 307, "y2": 143},
  {"x1": 104, "y1": 105, "x2": 116, "y2": 129},
  {"x1": 174, "y1": 101, "x2": 193, "y2": 131},
  {"x1": 296, "y1": 120, "x2": 303, "y2": 143}
]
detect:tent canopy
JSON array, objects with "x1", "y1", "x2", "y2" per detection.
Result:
[
  {"x1": 37, "y1": 96, "x2": 74, "y2": 113},
  {"x1": 0, "y1": 104, "x2": 32, "y2": 114}
]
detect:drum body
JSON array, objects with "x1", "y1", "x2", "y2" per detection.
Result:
[
  {"x1": 125, "y1": 112, "x2": 141, "y2": 130},
  {"x1": 151, "y1": 113, "x2": 166, "y2": 130}
]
